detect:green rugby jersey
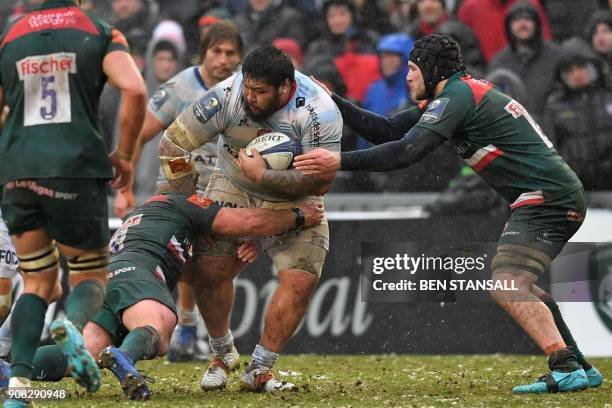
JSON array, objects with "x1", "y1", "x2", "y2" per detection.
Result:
[
  {"x1": 109, "y1": 193, "x2": 221, "y2": 291},
  {"x1": 0, "y1": 0, "x2": 129, "y2": 183},
  {"x1": 416, "y1": 72, "x2": 582, "y2": 209}
]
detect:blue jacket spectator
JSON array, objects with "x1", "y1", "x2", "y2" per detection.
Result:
[{"x1": 360, "y1": 33, "x2": 413, "y2": 149}]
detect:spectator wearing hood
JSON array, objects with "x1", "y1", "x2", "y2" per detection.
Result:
[
  {"x1": 457, "y1": 0, "x2": 551, "y2": 63},
  {"x1": 488, "y1": 2, "x2": 561, "y2": 120},
  {"x1": 363, "y1": 34, "x2": 413, "y2": 122},
  {"x1": 233, "y1": 0, "x2": 306, "y2": 53},
  {"x1": 543, "y1": 46, "x2": 612, "y2": 191},
  {"x1": 586, "y1": 10, "x2": 612, "y2": 88}
]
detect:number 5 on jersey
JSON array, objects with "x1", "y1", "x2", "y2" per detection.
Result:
[{"x1": 16, "y1": 52, "x2": 76, "y2": 126}]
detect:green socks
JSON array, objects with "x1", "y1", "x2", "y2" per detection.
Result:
[
  {"x1": 31, "y1": 345, "x2": 67, "y2": 381},
  {"x1": 120, "y1": 326, "x2": 160, "y2": 362},
  {"x1": 10, "y1": 294, "x2": 47, "y2": 379},
  {"x1": 539, "y1": 292, "x2": 591, "y2": 370},
  {"x1": 65, "y1": 280, "x2": 105, "y2": 331}
]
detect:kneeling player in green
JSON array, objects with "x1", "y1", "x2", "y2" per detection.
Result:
[
  {"x1": 295, "y1": 34, "x2": 603, "y2": 394},
  {"x1": 0, "y1": 191, "x2": 323, "y2": 400}
]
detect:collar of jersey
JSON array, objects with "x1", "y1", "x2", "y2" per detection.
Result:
[
  {"x1": 276, "y1": 80, "x2": 297, "y2": 111},
  {"x1": 193, "y1": 66, "x2": 208, "y2": 91}
]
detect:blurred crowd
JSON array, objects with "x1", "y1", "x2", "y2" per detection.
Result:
[{"x1": 1, "y1": 0, "x2": 611, "y2": 199}]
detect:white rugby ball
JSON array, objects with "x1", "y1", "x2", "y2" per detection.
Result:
[{"x1": 245, "y1": 132, "x2": 302, "y2": 170}]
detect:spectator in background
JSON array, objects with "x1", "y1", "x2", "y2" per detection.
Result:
[
  {"x1": 389, "y1": 0, "x2": 418, "y2": 34},
  {"x1": 488, "y1": 2, "x2": 561, "y2": 120},
  {"x1": 353, "y1": 0, "x2": 393, "y2": 35},
  {"x1": 132, "y1": 20, "x2": 185, "y2": 198},
  {"x1": 233, "y1": 0, "x2": 306, "y2": 53},
  {"x1": 410, "y1": 0, "x2": 448, "y2": 40},
  {"x1": 272, "y1": 38, "x2": 304, "y2": 70},
  {"x1": 362, "y1": 33, "x2": 413, "y2": 129},
  {"x1": 544, "y1": 0, "x2": 599, "y2": 42},
  {"x1": 457, "y1": 0, "x2": 551, "y2": 63},
  {"x1": 305, "y1": 0, "x2": 379, "y2": 102},
  {"x1": 111, "y1": 0, "x2": 157, "y2": 70},
  {"x1": 544, "y1": 45, "x2": 612, "y2": 191},
  {"x1": 586, "y1": 10, "x2": 612, "y2": 87}
]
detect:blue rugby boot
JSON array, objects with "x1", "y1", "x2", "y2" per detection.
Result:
[
  {"x1": 585, "y1": 366, "x2": 603, "y2": 388},
  {"x1": 513, "y1": 348, "x2": 588, "y2": 393},
  {"x1": 50, "y1": 319, "x2": 101, "y2": 392},
  {"x1": 99, "y1": 346, "x2": 152, "y2": 400}
]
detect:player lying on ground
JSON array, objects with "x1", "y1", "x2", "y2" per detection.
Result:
[
  {"x1": 0, "y1": 187, "x2": 324, "y2": 401},
  {"x1": 294, "y1": 34, "x2": 603, "y2": 394},
  {"x1": 159, "y1": 46, "x2": 341, "y2": 392},
  {"x1": 116, "y1": 21, "x2": 244, "y2": 363}
]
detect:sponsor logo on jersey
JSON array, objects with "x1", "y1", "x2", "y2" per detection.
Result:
[
  {"x1": 193, "y1": 95, "x2": 220, "y2": 124},
  {"x1": 17, "y1": 52, "x2": 76, "y2": 80},
  {"x1": 420, "y1": 98, "x2": 449, "y2": 123},
  {"x1": 28, "y1": 10, "x2": 77, "y2": 28},
  {"x1": 151, "y1": 88, "x2": 169, "y2": 111},
  {"x1": 296, "y1": 97, "x2": 305, "y2": 108},
  {"x1": 188, "y1": 195, "x2": 214, "y2": 209},
  {"x1": 305, "y1": 104, "x2": 321, "y2": 147}
]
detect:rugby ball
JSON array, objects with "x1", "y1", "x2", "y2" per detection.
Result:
[{"x1": 245, "y1": 132, "x2": 301, "y2": 170}]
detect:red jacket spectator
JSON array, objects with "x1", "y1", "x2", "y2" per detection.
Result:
[
  {"x1": 458, "y1": 0, "x2": 551, "y2": 62},
  {"x1": 334, "y1": 52, "x2": 380, "y2": 102}
]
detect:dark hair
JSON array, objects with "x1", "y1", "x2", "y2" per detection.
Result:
[
  {"x1": 154, "y1": 40, "x2": 178, "y2": 59},
  {"x1": 322, "y1": 0, "x2": 355, "y2": 17},
  {"x1": 199, "y1": 21, "x2": 244, "y2": 61},
  {"x1": 241, "y1": 46, "x2": 295, "y2": 87}
]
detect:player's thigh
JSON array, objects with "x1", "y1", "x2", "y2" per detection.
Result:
[
  {"x1": 200, "y1": 169, "x2": 251, "y2": 257},
  {"x1": 106, "y1": 260, "x2": 178, "y2": 338},
  {"x1": 121, "y1": 299, "x2": 177, "y2": 342},
  {"x1": 261, "y1": 197, "x2": 329, "y2": 278}
]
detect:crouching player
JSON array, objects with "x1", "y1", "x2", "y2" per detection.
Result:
[{"x1": 0, "y1": 188, "x2": 323, "y2": 400}]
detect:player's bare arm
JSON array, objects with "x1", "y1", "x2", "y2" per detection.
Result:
[
  {"x1": 237, "y1": 149, "x2": 333, "y2": 199},
  {"x1": 103, "y1": 50, "x2": 147, "y2": 190},
  {"x1": 211, "y1": 197, "x2": 324, "y2": 236}
]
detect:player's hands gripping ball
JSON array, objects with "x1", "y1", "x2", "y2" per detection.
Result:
[{"x1": 237, "y1": 148, "x2": 267, "y2": 183}]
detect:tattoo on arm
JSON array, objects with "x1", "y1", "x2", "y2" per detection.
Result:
[{"x1": 260, "y1": 169, "x2": 329, "y2": 200}]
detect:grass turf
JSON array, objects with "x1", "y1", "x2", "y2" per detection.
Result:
[{"x1": 35, "y1": 355, "x2": 610, "y2": 407}]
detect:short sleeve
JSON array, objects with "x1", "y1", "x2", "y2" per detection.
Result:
[
  {"x1": 415, "y1": 87, "x2": 472, "y2": 140},
  {"x1": 176, "y1": 195, "x2": 222, "y2": 232},
  {"x1": 300, "y1": 96, "x2": 343, "y2": 153},
  {"x1": 95, "y1": 16, "x2": 130, "y2": 55},
  {"x1": 148, "y1": 83, "x2": 179, "y2": 127},
  {"x1": 172, "y1": 87, "x2": 226, "y2": 148}
]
